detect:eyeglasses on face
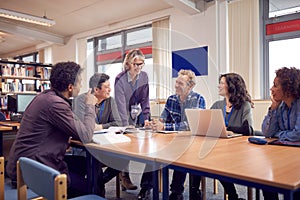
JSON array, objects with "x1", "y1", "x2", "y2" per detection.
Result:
[{"x1": 131, "y1": 62, "x2": 145, "y2": 68}]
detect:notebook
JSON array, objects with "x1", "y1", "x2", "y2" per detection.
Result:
[
  {"x1": 93, "y1": 132, "x2": 131, "y2": 145},
  {"x1": 185, "y1": 109, "x2": 242, "y2": 138},
  {"x1": 268, "y1": 139, "x2": 300, "y2": 147}
]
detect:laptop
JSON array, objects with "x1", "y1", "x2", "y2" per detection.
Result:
[{"x1": 185, "y1": 109, "x2": 242, "y2": 138}]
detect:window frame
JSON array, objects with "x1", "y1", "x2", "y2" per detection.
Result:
[
  {"x1": 14, "y1": 52, "x2": 39, "y2": 62},
  {"x1": 88, "y1": 24, "x2": 156, "y2": 98},
  {"x1": 261, "y1": 0, "x2": 300, "y2": 99},
  {"x1": 92, "y1": 25, "x2": 152, "y2": 70}
]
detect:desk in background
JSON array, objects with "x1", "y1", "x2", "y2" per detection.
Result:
[{"x1": 0, "y1": 121, "x2": 19, "y2": 156}]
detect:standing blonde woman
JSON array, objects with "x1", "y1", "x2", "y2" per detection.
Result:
[{"x1": 114, "y1": 49, "x2": 151, "y2": 199}]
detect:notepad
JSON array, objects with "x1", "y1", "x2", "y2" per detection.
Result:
[
  {"x1": 93, "y1": 132, "x2": 131, "y2": 145},
  {"x1": 268, "y1": 139, "x2": 300, "y2": 147}
]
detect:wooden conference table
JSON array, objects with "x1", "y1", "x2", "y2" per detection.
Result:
[{"x1": 83, "y1": 132, "x2": 300, "y2": 200}]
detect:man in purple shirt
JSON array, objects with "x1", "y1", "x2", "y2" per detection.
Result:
[{"x1": 6, "y1": 61, "x2": 97, "y2": 197}]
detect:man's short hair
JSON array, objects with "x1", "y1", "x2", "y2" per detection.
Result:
[
  {"x1": 178, "y1": 69, "x2": 196, "y2": 87},
  {"x1": 89, "y1": 73, "x2": 110, "y2": 92},
  {"x1": 50, "y1": 61, "x2": 82, "y2": 92}
]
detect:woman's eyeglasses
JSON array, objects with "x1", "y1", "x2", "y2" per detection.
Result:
[{"x1": 131, "y1": 62, "x2": 145, "y2": 68}]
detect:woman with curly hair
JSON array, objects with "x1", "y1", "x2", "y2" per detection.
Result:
[
  {"x1": 262, "y1": 67, "x2": 300, "y2": 141},
  {"x1": 262, "y1": 67, "x2": 300, "y2": 200},
  {"x1": 190, "y1": 73, "x2": 253, "y2": 200}
]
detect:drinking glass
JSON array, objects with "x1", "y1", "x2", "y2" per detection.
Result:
[{"x1": 131, "y1": 104, "x2": 141, "y2": 127}]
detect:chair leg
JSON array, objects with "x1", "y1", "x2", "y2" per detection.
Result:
[
  {"x1": 214, "y1": 179, "x2": 218, "y2": 194},
  {"x1": 159, "y1": 169, "x2": 162, "y2": 193},
  {"x1": 224, "y1": 192, "x2": 228, "y2": 200},
  {"x1": 247, "y1": 187, "x2": 253, "y2": 200},
  {"x1": 116, "y1": 174, "x2": 120, "y2": 198},
  {"x1": 0, "y1": 157, "x2": 4, "y2": 200},
  {"x1": 201, "y1": 177, "x2": 206, "y2": 200}
]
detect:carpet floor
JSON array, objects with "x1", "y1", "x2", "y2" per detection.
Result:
[{"x1": 4, "y1": 161, "x2": 284, "y2": 199}]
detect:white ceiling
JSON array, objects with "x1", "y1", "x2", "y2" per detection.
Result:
[
  {"x1": 0, "y1": 0, "x2": 172, "y2": 57},
  {"x1": 0, "y1": 0, "x2": 299, "y2": 58}
]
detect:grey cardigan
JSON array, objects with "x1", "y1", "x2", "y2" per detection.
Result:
[{"x1": 210, "y1": 99, "x2": 253, "y2": 135}]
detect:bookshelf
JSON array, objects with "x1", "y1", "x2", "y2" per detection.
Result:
[
  {"x1": 0, "y1": 59, "x2": 52, "y2": 111},
  {"x1": 0, "y1": 59, "x2": 52, "y2": 94}
]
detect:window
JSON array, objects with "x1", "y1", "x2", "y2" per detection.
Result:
[
  {"x1": 14, "y1": 52, "x2": 38, "y2": 63},
  {"x1": 126, "y1": 28, "x2": 152, "y2": 46},
  {"x1": 90, "y1": 25, "x2": 155, "y2": 99},
  {"x1": 268, "y1": 38, "x2": 300, "y2": 89},
  {"x1": 269, "y1": 0, "x2": 300, "y2": 18},
  {"x1": 262, "y1": 0, "x2": 300, "y2": 98}
]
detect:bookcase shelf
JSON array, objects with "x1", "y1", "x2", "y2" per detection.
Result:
[
  {"x1": 1, "y1": 91, "x2": 37, "y2": 95},
  {"x1": 0, "y1": 59, "x2": 52, "y2": 95},
  {"x1": 0, "y1": 76, "x2": 40, "y2": 80}
]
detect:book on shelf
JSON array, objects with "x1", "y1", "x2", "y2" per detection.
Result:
[
  {"x1": 25, "y1": 66, "x2": 35, "y2": 77},
  {"x1": 36, "y1": 67, "x2": 44, "y2": 79}
]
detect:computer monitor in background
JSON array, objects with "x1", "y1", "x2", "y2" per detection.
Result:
[
  {"x1": 7, "y1": 95, "x2": 17, "y2": 113},
  {"x1": 17, "y1": 94, "x2": 36, "y2": 113}
]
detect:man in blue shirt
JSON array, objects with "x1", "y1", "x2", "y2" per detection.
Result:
[{"x1": 147, "y1": 69, "x2": 206, "y2": 200}]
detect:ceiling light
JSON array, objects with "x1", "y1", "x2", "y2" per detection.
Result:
[{"x1": 0, "y1": 8, "x2": 55, "y2": 27}]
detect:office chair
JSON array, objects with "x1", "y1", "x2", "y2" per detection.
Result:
[
  {"x1": 0, "y1": 157, "x2": 4, "y2": 200},
  {"x1": 17, "y1": 157, "x2": 105, "y2": 200}
]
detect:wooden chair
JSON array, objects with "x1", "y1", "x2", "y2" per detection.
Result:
[
  {"x1": 17, "y1": 157, "x2": 106, "y2": 200},
  {"x1": 0, "y1": 157, "x2": 4, "y2": 200}
]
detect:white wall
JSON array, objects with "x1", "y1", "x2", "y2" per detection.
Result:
[
  {"x1": 252, "y1": 100, "x2": 270, "y2": 131},
  {"x1": 37, "y1": 0, "x2": 268, "y2": 119},
  {"x1": 47, "y1": 1, "x2": 228, "y2": 107},
  {"x1": 168, "y1": 1, "x2": 228, "y2": 107},
  {"x1": 51, "y1": 36, "x2": 77, "y2": 63}
]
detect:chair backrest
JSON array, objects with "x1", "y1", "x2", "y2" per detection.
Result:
[
  {"x1": 0, "y1": 157, "x2": 4, "y2": 200},
  {"x1": 17, "y1": 157, "x2": 67, "y2": 200}
]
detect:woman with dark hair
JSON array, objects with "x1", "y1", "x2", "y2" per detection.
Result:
[
  {"x1": 212, "y1": 73, "x2": 254, "y2": 135},
  {"x1": 262, "y1": 67, "x2": 300, "y2": 200},
  {"x1": 190, "y1": 73, "x2": 253, "y2": 200}
]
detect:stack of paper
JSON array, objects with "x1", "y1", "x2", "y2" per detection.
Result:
[{"x1": 92, "y1": 132, "x2": 131, "y2": 145}]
